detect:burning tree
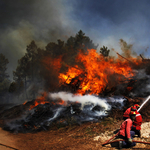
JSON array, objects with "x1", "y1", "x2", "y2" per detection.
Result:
[{"x1": 59, "y1": 49, "x2": 140, "y2": 96}]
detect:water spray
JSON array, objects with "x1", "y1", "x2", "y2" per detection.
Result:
[
  {"x1": 49, "y1": 92, "x2": 111, "y2": 112},
  {"x1": 138, "y1": 95, "x2": 150, "y2": 112}
]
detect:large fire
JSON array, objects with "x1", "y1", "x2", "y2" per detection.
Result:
[
  {"x1": 59, "y1": 49, "x2": 141, "y2": 95},
  {"x1": 25, "y1": 49, "x2": 142, "y2": 109},
  {"x1": 7, "y1": 49, "x2": 147, "y2": 133}
]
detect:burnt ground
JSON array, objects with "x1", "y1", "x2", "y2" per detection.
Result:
[{"x1": 0, "y1": 96, "x2": 150, "y2": 150}]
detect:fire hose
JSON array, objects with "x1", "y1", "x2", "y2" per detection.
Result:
[
  {"x1": 102, "y1": 139, "x2": 150, "y2": 146},
  {"x1": 102, "y1": 132, "x2": 150, "y2": 147},
  {"x1": 102, "y1": 131, "x2": 119, "y2": 146}
]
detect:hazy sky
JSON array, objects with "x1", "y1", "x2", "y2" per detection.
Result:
[{"x1": 1, "y1": 0, "x2": 150, "y2": 80}]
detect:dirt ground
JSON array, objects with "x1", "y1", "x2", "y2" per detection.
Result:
[{"x1": 0, "y1": 121, "x2": 150, "y2": 150}]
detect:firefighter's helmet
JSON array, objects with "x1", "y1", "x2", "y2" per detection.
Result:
[
  {"x1": 131, "y1": 106, "x2": 137, "y2": 111},
  {"x1": 134, "y1": 104, "x2": 140, "y2": 109}
]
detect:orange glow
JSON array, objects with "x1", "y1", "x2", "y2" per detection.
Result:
[
  {"x1": 59, "y1": 65, "x2": 83, "y2": 84},
  {"x1": 57, "y1": 99, "x2": 66, "y2": 106},
  {"x1": 28, "y1": 93, "x2": 67, "y2": 110},
  {"x1": 59, "y1": 49, "x2": 141, "y2": 95},
  {"x1": 29, "y1": 92, "x2": 49, "y2": 110},
  {"x1": 42, "y1": 56, "x2": 62, "y2": 72},
  {"x1": 127, "y1": 87, "x2": 133, "y2": 91},
  {"x1": 23, "y1": 101, "x2": 27, "y2": 105}
]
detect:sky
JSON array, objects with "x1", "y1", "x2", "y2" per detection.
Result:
[{"x1": 1, "y1": 0, "x2": 150, "y2": 80}]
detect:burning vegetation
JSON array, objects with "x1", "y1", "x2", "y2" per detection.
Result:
[
  {"x1": 59, "y1": 49, "x2": 137, "y2": 95},
  {"x1": 1, "y1": 30, "x2": 150, "y2": 134}
]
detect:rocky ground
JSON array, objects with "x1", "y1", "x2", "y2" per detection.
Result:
[{"x1": 94, "y1": 121, "x2": 150, "y2": 149}]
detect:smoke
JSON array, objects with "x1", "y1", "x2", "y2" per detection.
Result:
[
  {"x1": 68, "y1": 0, "x2": 150, "y2": 56},
  {"x1": 0, "y1": 0, "x2": 77, "y2": 80},
  {"x1": 129, "y1": 70, "x2": 150, "y2": 97},
  {"x1": 47, "y1": 107, "x2": 63, "y2": 122},
  {"x1": 1, "y1": 0, "x2": 150, "y2": 81},
  {"x1": 49, "y1": 91, "x2": 111, "y2": 111}
]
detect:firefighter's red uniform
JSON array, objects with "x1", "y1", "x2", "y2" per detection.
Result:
[
  {"x1": 119, "y1": 118, "x2": 133, "y2": 138},
  {"x1": 131, "y1": 110, "x2": 142, "y2": 137},
  {"x1": 123, "y1": 107, "x2": 131, "y2": 118},
  {"x1": 133, "y1": 111, "x2": 142, "y2": 130},
  {"x1": 118, "y1": 111, "x2": 136, "y2": 148}
]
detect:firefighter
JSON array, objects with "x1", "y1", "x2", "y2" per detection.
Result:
[
  {"x1": 118, "y1": 111, "x2": 136, "y2": 149},
  {"x1": 123, "y1": 105, "x2": 137, "y2": 120},
  {"x1": 134, "y1": 104, "x2": 140, "y2": 110},
  {"x1": 131, "y1": 109, "x2": 142, "y2": 137}
]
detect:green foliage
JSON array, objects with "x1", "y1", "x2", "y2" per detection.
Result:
[{"x1": 100, "y1": 46, "x2": 110, "y2": 57}]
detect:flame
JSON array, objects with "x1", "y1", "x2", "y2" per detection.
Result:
[
  {"x1": 28, "y1": 93, "x2": 67, "y2": 110},
  {"x1": 25, "y1": 49, "x2": 142, "y2": 109},
  {"x1": 57, "y1": 99, "x2": 66, "y2": 106},
  {"x1": 29, "y1": 92, "x2": 49, "y2": 110},
  {"x1": 59, "y1": 65, "x2": 83, "y2": 84},
  {"x1": 59, "y1": 49, "x2": 140, "y2": 95},
  {"x1": 23, "y1": 101, "x2": 27, "y2": 105}
]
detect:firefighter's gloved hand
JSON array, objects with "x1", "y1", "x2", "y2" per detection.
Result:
[{"x1": 128, "y1": 138, "x2": 132, "y2": 143}]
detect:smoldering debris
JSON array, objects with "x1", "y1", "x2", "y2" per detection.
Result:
[{"x1": 0, "y1": 93, "x2": 126, "y2": 133}]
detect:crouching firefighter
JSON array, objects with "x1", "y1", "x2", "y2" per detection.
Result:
[{"x1": 118, "y1": 111, "x2": 136, "y2": 149}]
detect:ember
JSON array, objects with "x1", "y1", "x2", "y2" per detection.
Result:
[{"x1": 29, "y1": 92, "x2": 49, "y2": 110}]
